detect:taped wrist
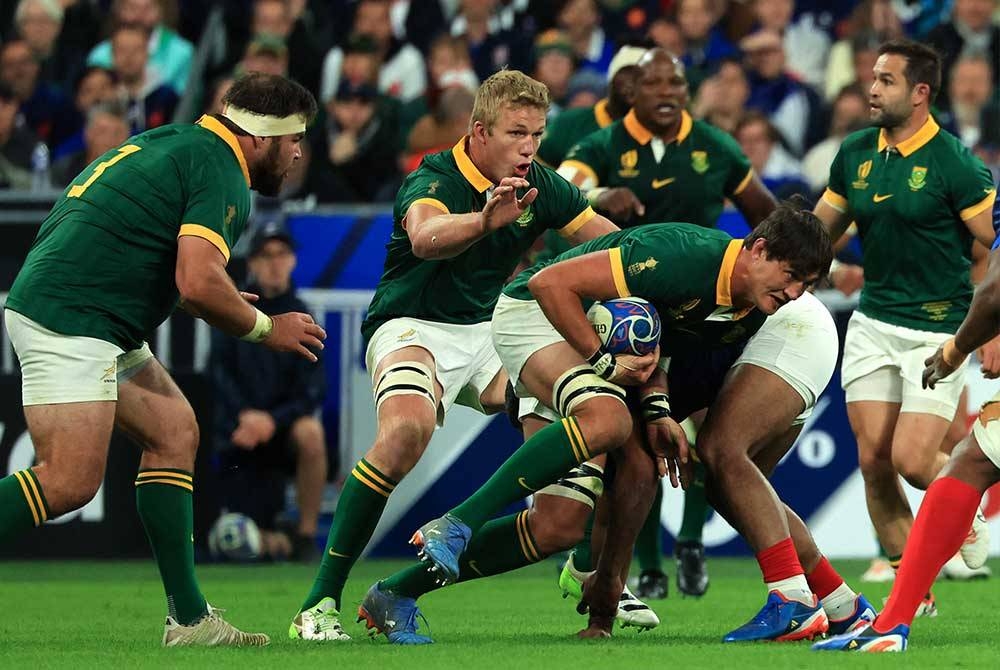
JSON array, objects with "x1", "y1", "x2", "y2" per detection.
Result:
[
  {"x1": 241, "y1": 308, "x2": 274, "y2": 342},
  {"x1": 641, "y1": 392, "x2": 671, "y2": 422},
  {"x1": 587, "y1": 347, "x2": 616, "y2": 380}
]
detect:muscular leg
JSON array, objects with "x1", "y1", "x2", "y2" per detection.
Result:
[
  {"x1": 0, "y1": 401, "x2": 115, "y2": 544},
  {"x1": 289, "y1": 415, "x2": 328, "y2": 538},
  {"x1": 115, "y1": 358, "x2": 207, "y2": 624},
  {"x1": 301, "y1": 346, "x2": 442, "y2": 611}
]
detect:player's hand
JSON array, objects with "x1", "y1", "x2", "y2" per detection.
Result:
[
  {"x1": 609, "y1": 346, "x2": 659, "y2": 386},
  {"x1": 923, "y1": 339, "x2": 967, "y2": 389},
  {"x1": 831, "y1": 263, "x2": 864, "y2": 296},
  {"x1": 482, "y1": 177, "x2": 538, "y2": 232},
  {"x1": 239, "y1": 291, "x2": 259, "y2": 303},
  {"x1": 978, "y1": 335, "x2": 1000, "y2": 379},
  {"x1": 645, "y1": 417, "x2": 691, "y2": 489},
  {"x1": 594, "y1": 187, "x2": 644, "y2": 222},
  {"x1": 263, "y1": 312, "x2": 327, "y2": 362},
  {"x1": 576, "y1": 571, "x2": 620, "y2": 639}
]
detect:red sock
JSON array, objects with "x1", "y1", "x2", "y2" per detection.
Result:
[
  {"x1": 874, "y1": 477, "x2": 981, "y2": 632},
  {"x1": 756, "y1": 537, "x2": 803, "y2": 582},
  {"x1": 806, "y1": 556, "x2": 843, "y2": 600}
]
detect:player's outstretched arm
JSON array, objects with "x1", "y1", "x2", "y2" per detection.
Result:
[
  {"x1": 731, "y1": 174, "x2": 777, "y2": 229},
  {"x1": 176, "y1": 236, "x2": 326, "y2": 361},
  {"x1": 407, "y1": 177, "x2": 537, "y2": 259},
  {"x1": 925, "y1": 246, "x2": 1000, "y2": 388}
]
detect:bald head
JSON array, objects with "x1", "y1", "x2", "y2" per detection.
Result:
[
  {"x1": 638, "y1": 48, "x2": 685, "y2": 78},
  {"x1": 633, "y1": 47, "x2": 690, "y2": 136}
]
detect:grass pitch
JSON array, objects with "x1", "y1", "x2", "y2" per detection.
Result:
[{"x1": 0, "y1": 558, "x2": 995, "y2": 668}]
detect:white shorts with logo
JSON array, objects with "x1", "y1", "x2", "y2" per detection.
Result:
[
  {"x1": 365, "y1": 317, "x2": 503, "y2": 426},
  {"x1": 491, "y1": 290, "x2": 838, "y2": 425},
  {"x1": 972, "y1": 392, "x2": 1000, "y2": 469},
  {"x1": 841, "y1": 310, "x2": 964, "y2": 420},
  {"x1": 4, "y1": 309, "x2": 154, "y2": 406}
]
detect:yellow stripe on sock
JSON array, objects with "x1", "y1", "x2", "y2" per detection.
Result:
[
  {"x1": 20, "y1": 469, "x2": 48, "y2": 523},
  {"x1": 561, "y1": 419, "x2": 583, "y2": 463},
  {"x1": 136, "y1": 470, "x2": 193, "y2": 483},
  {"x1": 514, "y1": 512, "x2": 534, "y2": 561},
  {"x1": 520, "y1": 512, "x2": 540, "y2": 562},
  {"x1": 12, "y1": 470, "x2": 41, "y2": 526},
  {"x1": 356, "y1": 461, "x2": 396, "y2": 492},
  {"x1": 134, "y1": 478, "x2": 194, "y2": 492},
  {"x1": 566, "y1": 417, "x2": 590, "y2": 461},
  {"x1": 351, "y1": 469, "x2": 390, "y2": 497}
]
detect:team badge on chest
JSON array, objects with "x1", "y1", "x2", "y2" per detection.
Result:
[
  {"x1": 691, "y1": 151, "x2": 709, "y2": 174},
  {"x1": 907, "y1": 166, "x2": 927, "y2": 191}
]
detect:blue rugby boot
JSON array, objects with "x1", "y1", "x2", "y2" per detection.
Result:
[
  {"x1": 410, "y1": 513, "x2": 472, "y2": 584},
  {"x1": 812, "y1": 622, "x2": 909, "y2": 652},
  {"x1": 723, "y1": 591, "x2": 829, "y2": 642},
  {"x1": 356, "y1": 582, "x2": 433, "y2": 645}
]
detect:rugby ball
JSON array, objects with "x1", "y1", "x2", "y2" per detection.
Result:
[
  {"x1": 208, "y1": 512, "x2": 262, "y2": 562},
  {"x1": 587, "y1": 297, "x2": 661, "y2": 356}
]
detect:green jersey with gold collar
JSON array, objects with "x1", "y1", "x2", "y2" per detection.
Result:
[
  {"x1": 361, "y1": 138, "x2": 595, "y2": 345},
  {"x1": 822, "y1": 117, "x2": 996, "y2": 332},
  {"x1": 536, "y1": 98, "x2": 615, "y2": 167},
  {"x1": 503, "y1": 223, "x2": 766, "y2": 356},
  {"x1": 6, "y1": 116, "x2": 252, "y2": 351}
]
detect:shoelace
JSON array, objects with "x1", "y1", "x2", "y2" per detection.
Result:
[
  {"x1": 312, "y1": 608, "x2": 345, "y2": 635},
  {"x1": 392, "y1": 603, "x2": 431, "y2": 637}
]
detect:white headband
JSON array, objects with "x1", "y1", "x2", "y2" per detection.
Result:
[
  {"x1": 607, "y1": 46, "x2": 649, "y2": 83},
  {"x1": 221, "y1": 105, "x2": 306, "y2": 137}
]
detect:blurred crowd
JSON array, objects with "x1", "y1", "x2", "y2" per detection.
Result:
[{"x1": 1, "y1": 0, "x2": 999, "y2": 205}]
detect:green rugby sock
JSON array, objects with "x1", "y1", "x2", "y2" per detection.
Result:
[
  {"x1": 0, "y1": 469, "x2": 51, "y2": 544},
  {"x1": 571, "y1": 512, "x2": 596, "y2": 572},
  {"x1": 636, "y1": 483, "x2": 664, "y2": 572},
  {"x1": 301, "y1": 459, "x2": 397, "y2": 611},
  {"x1": 382, "y1": 511, "x2": 540, "y2": 598},
  {"x1": 135, "y1": 469, "x2": 207, "y2": 625},
  {"x1": 677, "y1": 461, "x2": 708, "y2": 543},
  {"x1": 451, "y1": 417, "x2": 590, "y2": 530}
]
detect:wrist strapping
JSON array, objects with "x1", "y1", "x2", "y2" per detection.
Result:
[
  {"x1": 587, "y1": 347, "x2": 616, "y2": 380},
  {"x1": 241, "y1": 308, "x2": 274, "y2": 343},
  {"x1": 641, "y1": 392, "x2": 672, "y2": 422}
]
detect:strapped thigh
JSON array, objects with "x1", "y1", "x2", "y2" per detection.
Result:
[
  {"x1": 373, "y1": 361, "x2": 436, "y2": 411},
  {"x1": 551, "y1": 364, "x2": 626, "y2": 418}
]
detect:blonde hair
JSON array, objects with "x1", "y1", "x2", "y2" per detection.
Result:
[{"x1": 470, "y1": 70, "x2": 550, "y2": 133}]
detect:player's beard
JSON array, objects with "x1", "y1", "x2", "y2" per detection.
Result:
[
  {"x1": 871, "y1": 99, "x2": 910, "y2": 130},
  {"x1": 249, "y1": 140, "x2": 285, "y2": 197}
]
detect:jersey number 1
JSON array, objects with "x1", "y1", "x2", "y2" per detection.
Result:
[{"x1": 67, "y1": 144, "x2": 142, "y2": 198}]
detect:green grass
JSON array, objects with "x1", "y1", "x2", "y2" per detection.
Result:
[{"x1": 0, "y1": 558, "x2": 995, "y2": 668}]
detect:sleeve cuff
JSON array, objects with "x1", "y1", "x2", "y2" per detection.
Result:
[
  {"x1": 961, "y1": 189, "x2": 996, "y2": 221},
  {"x1": 558, "y1": 206, "x2": 597, "y2": 238},
  {"x1": 608, "y1": 247, "x2": 630, "y2": 297},
  {"x1": 409, "y1": 198, "x2": 450, "y2": 214},
  {"x1": 178, "y1": 224, "x2": 230, "y2": 262},
  {"x1": 731, "y1": 168, "x2": 754, "y2": 196},
  {"x1": 821, "y1": 189, "x2": 848, "y2": 213}
]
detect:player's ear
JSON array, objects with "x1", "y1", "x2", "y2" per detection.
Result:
[
  {"x1": 750, "y1": 237, "x2": 768, "y2": 261},
  {"x1": 471, "y1": 120, "x2": 488, "y2": 144}
]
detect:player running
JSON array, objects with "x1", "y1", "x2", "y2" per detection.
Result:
[
  {"x1": 0, "y1": 72, "x2": 320, "y2": 647},
  {"x1": 812, "y1": 39, "x2": 997, "y2": 614},
  {"x1": 289, "y1": 69, "x2": 619, "y2": 641}
]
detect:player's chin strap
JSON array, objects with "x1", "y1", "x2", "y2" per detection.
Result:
[{"x1": 221, "y1": 105, "x2": 307, "y2": 137}]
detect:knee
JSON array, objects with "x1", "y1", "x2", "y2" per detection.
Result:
[
  {"x1": 892, "y1": 448, "x2": 936, "y2": 489},
  {"x1": 292, "y1": 417, "x2": 327, "y2": 461},
  {"x1": 526, "y1": 502, "x2": 586, "y2": 555},
  {"x1": 857, "y1": 439, "x2": 893, "y2": 479},
  {"x1": 39, "y1": 461, "x2": 103, "y2": 515},
  {"x1": 152, "y1": 410, "x2": 200, "y2": 457},
  {"x1": 697, "y1": 436, "x2": 740, "y2": 477},
  {"x1": 574, "y1": 399, "x2": 632, "y2": 453},
  {"x1": 371, "y1": 416, "x2": 434, "y2": 477}
]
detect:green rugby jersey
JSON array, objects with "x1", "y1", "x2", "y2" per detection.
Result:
[
  {"x1": 561, "y1": 110, "x2": 754, "y2": 229},
  {"x1": 822, "y1": 117, "x2": 996, "y2": 332},
  {"x1": 7, "y1": 116, "x2": 252, "y2": 351},
  {"x1": 536, "y1": 98, "x2": 614, "y2": 167},
  {"x1": 504, "y1": 223, "x2": 765, "y2": 356},
  {"x1": 361, "y1": 138, "x2": 595, "y2": 345}
]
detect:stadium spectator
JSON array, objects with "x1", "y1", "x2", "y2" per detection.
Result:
[
  {"x1": 750, "y1": 0, "x2": 831, "y2": 87},
  {"x1": 50, "y1": 102, "x2": 130, "y2": 188},
  {"x1": 939, "y1": 53, "x2": 1000, "y2": 156},
  {"x1": 647, "y1": 16, "x2": 686, "y2": 54},
  {"x1": 204, "y1": 75, "x2": 234, "y2": 116},
  {"x1": 0, "y1": 81, "x2": 36, "y2": 190},
  {"x1": 403, "y1": 84, "x2": 475, "y2": 174},
  {"x1": 563, "y1": 69, "x2": 607, "y2": 109},
  {"x1": 13, "y1": 0, "x2": 67, "y2": 88},
  {"x1": 211, "y1": 222, "x2": 328, "y2": 563},
  {"x1": 110, "y1": 25, "x2": 178, "y2": 133},
  {"x1": 309, "y1": 79, "x2": 401, "y2": 203},
  {"x1": 320, "y1": 0, "x2": 426, "y2": 104},
  {"x1": 532, "y1": 29, "x2": 576, "y2": 116},
  {"x1": 86, "y1": 0, "x2": 193, "y2": 96},
  {"x1": 51, "y1": 66, "x2": 117, "y2": 161},
  {"x1": 246, "y1": 0, "x2": 322, "y2": 94},
  {"x1": 692, "y1": 57, "x2": 751, "y2": 133},
  {"x1": 803, "y1": 85, "x2": 869, "y2": 194},
  {"x1": 674, "y1": 0, "x2": 738, "y2": 91},
  {"x1": 824, "y1": 0, "x2": 904, "y2": 100},
  {"x1": 238, "y1": 35, "x2": 290, "y2": 77},
  {"x1": 554, "y1": 0, "x2": 614, "y2": 76},
  {"x1": 735, "y1": 111, "x2": 810, "y2": 198},
  {"x1": 451, "y1": 0, "x2": 532, "y2": 82},
  {"x1": 741, "y1": 29, "x2": 823, "y2": 156},
  {"x1": 926, "y1": 0, "x2": 1000, "y2": 110},
  {"x1": 0, "y1": 38, "x2": 76, "y2": 149},
  {"x1": 399, "y1": 33, "x2": 477, "y2": 146}
]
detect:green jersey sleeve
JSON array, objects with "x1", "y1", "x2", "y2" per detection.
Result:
[
  {"x1": 530, "y1": 163, "x2": 595, "y2": 235},
  {"x1": 395, "y1": 168, "x2": 467, "y2": 218},
  {"x1": 715, "y1": 130, "x2": 754, "y2": 196},
  {"x1": 945, "y1": 147, "x2": 997, "y2": 222},
  {"x1": 822, "y1": 144, "x2": 849, "y2": 212},
  {"x1": 563, "y1": 130, "x2": 611, "y2": 187},
  {"x1": 178, "y1": 156, "x2": 242, "y2": 262},
  {"x1": 607, "y1": 229, "x2": 689, "y2": 302}
]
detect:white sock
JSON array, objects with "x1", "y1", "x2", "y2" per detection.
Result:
[
  {"x1": 821, "y1": 582, "x2": 858, "y2": 621},
  {"x1": 766, "y1": 574, "x2": 813, "y2": 605}
]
